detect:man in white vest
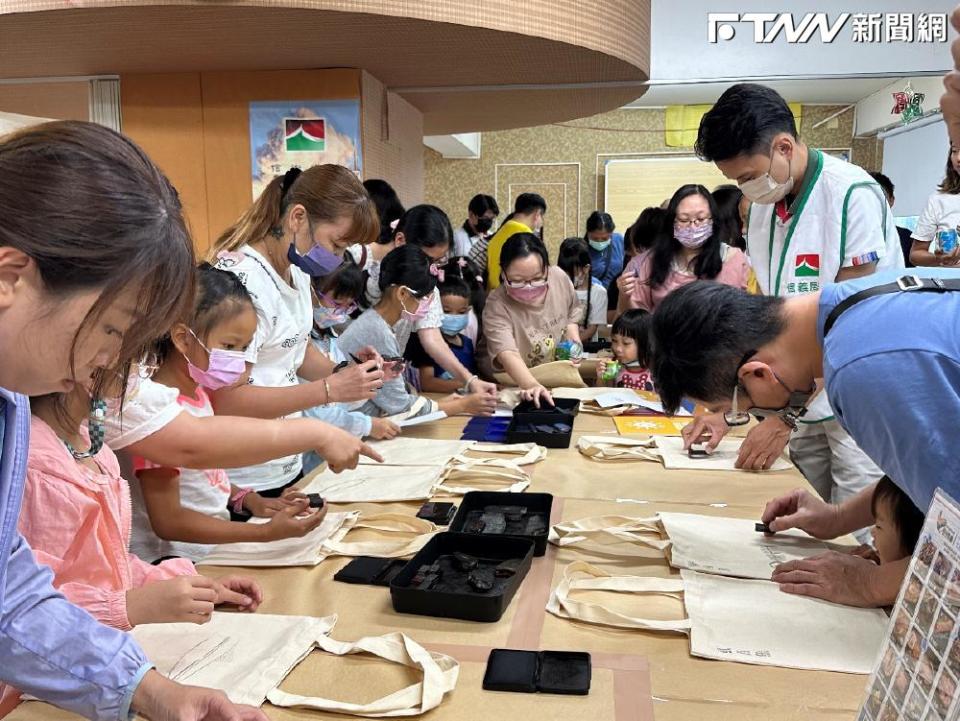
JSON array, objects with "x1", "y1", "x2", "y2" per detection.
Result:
[{"x1": 688, "y1": 83, "x2": 903, "y2": 516}]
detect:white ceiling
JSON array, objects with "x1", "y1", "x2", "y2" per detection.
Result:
[{"x1": 624, "y1": 76, "x2": 903, "y2": 107}]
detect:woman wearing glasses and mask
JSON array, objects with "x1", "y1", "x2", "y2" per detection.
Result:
[
  {"x1": 617, "y1": 184, "x2": 750, "y2": 313},
  {"x1": 481, "y1": 233, "x2": 583, "y2": 407}
]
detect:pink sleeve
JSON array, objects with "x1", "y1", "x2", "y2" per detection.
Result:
[
  {"x1": 19, "y1": 459, "x2": 138, "y2": 630},
  {"x1": 621, "y1": 253, "x2": 654, "y2": 313},
  {"x1": 719, "y1": 248, "x2": 751, "y2": 291},
  {"x1": 129, "y1": 554, "x2": 197, "y2": 589},
  {"x1": 55, "y1": 580, "x2": 133, "y2": 631}
]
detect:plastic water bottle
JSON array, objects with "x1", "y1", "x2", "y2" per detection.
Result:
[{"x1": 936, "y1": 228, "x2": 958, "y2": 254}]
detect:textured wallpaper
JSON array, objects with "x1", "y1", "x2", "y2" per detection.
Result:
[{"x1": 425, "y1": 105, "x2": 882, "y2": 259}]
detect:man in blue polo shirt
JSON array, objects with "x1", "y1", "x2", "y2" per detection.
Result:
[{"x1": 647, "y1": 268, "x2": 960, "y2": 607}]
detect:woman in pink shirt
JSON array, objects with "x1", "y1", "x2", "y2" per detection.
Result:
[{"x1": 617, "y1": 184, "x2": 750, "y2": 313}]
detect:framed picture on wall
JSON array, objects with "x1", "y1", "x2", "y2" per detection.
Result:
[{"x1": 249, "y1": 99, "x2": 362, "y2": 199}]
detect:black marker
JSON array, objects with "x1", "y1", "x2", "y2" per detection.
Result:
[{"x1": 755, "y1": 522, "x2": 772, "y2": 534}]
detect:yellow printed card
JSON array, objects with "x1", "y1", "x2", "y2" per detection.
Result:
[{"x1": 614, "y1": 415, "x2": 692, "y2": 436}]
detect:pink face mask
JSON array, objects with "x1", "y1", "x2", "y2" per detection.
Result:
[
  {"x1": 185, "y1": 330, "x2": 247, "y2": 390},
  {"x1": 506, "y1": 284, "x2": 549, "y2": 304},
  {"x1": 400, "y1": 288, "x2": 432, "y2": 323}
]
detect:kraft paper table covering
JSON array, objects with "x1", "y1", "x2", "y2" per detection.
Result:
[
  {"x1": 7, "y1": 407, "x2": 865, "y2": 721},
  {"x1": 12, "y1": 662, "x2": 633, "y2": 721}
]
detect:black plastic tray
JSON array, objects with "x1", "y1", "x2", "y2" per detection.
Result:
[
  {"x1": 448, "y1": 491, "x2": 554, "y2": 556},
  {"x1": 483, "y1": 649, "x2": 591, "y2": 695},
  {"x1": 506, "y1": 417, "x2": 573, "y2": 449},
  {"x1": 512, "y1": 397, "x2": 581, "y2": 422},
  {"x1": 390, "y1": 532, "x2": 533, "y2": 622}
]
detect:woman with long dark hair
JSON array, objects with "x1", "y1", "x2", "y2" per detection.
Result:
[
  {"x1": 0, "y1": 121, "x2": 263, "y2": 721},
  {"x1": 910, "y1": 144, "x2": 960, "y2": 267},
  {"x1": 617, "y1": 184, "x2": 750, "y2": 313}
]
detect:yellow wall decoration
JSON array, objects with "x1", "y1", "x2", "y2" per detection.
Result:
[{"x1": 664, "y1": 103, "x2": 803, "y2": 148}]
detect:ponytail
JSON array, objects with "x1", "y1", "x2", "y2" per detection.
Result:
[{"x1": 209, "y1": 164, "x2": 379, "y2": 259}]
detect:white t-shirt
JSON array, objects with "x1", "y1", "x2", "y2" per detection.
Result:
[
  {"x1": 104, "y1": 376, "x2": 183, "y2": 450},
  {"x1": 575, "y1": 281, "x2": 608, "y2": 328},
  {"x1": 453, "y1": 226, "x2": 483, "y2": 258},
  {"x1": 911, "y1": 192, "x2": 960, "y2": 243},
  {"x1": 215, "y1": 246, "x2": 312, "y2": 490},
  {"x1": 130, "y1": 388, "x2": 232, "y2": 563}
]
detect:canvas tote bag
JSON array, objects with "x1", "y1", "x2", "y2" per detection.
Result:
[
  {"x1": 301, "y1": 464, "x2": 448, "y2": 503},
  {"x1": 199, "y1": 512, "x2": 438, "y2": 567},
  {"x1": 548, "y1": 512, "x2": 835, "y2": 580},
  {"x1": 133, "y1": 612, "x2": 459, "y2": 716},
  {"x1": 494, "y1": 360, "x2": 587, "y2": 389},
  {"x1": 546, "y1": 561, "x2": 888, "y2": 674},
  {"x1": 576, "y1": 435, "x2": 792, "y2": 471}
]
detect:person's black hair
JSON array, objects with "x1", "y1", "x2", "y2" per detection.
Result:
[
  {"x1": 696, "y1": 83, "x2": 798, "y2": 162},
  {"x1": 316, "y1": 257, "x2": 364, "y2": 305},
  {"x1": 558, "y1": 237, "x2": 593, "y2": 327},
  {"x1": 438, "y1": 276, "x2": 472, "y2": 302},
  {"x1": 377, "y1": 244, "x2": 438, "y2": 298},
  {"x1": 712, "y1": 184, "x2": 746, "y2": 251},
  {"x1": 871, "y1": 476, "x2": 925, "y2": 555},
  {"x1": 394, "y1": 204, "x2": 453, "y2": 250},
  {"x1": 649, "y1": 281, "x2": 786, "y2": 414},
  {"x1": 363, "y1": 178, "x2": 405, "y2": 245},
  {"x1": 468, "y1": 194, "x2": 499, "y2": 217},
  {"x1": 612, "y1": 309, "x2": 651, "y2": 367},
  {"x1": 586, "y1": 211, "x2": 615, "y2": 234},
  {"x1": 514, "y1": 192, "x2": 547, "y2": 216},
  {"x1": 648, "y1": 184, "x2": 724, "y2": 288},
  {"x1": 940, "y1": 146, "x2": 960, "y2": 194},
  {"x1": 157, "y1": 264, "x2": 254, "y2": 364},
  {"x1": 499, "y1": 232, "x2": 549, "y2": 278},
  {"x1": 443, "y1": 255, "x2": 486, "y2": 319},
  {"x1": 869, "y1": 172, "x2": 895, "y2": 200},
  {"x1": 626, "y1": 207, "x2": 665, "y2": 253}
]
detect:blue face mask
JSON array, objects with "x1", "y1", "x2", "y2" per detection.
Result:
[
  {"x1": 588, "y1": 238, "x2": 611, "y2": 252},
  {"x1": 440, "y1": 313, "x2": 469, "y2": 336}
]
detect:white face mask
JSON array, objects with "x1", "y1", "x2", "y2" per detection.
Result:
[
  {"x1": 739, "y1": 147, "x2": 794, "y2": 205},
  {"x1": 575, "y1": 289, "x2": 589, "y2": 303}
]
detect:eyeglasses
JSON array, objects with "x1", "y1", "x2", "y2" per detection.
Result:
[
  {"x1": 136, "y1": 351, "x2": 160, "y2": 380},
  {"x1": 502, "y1": 276, "x2": 549, "y2": 290},
  {"x1": 399, "y1": 285, "x2": 428, "y2": 299},
  {"x1": 317, "y1": 291, "x2": 358, "y2": 315},
  {"x1": 675, "y1": 217, "x2": 713, "y2": 227},
  {"x1": 724, "y1": 383, "x2": 752, "y2": 427},
  {"x1": 722, "y1": 350, "x2": 756, "y2": 427}
]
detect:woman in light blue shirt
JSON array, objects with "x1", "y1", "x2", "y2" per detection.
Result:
[{"x1": 0, "y1": 122, "x2": 265, "y2": 721}]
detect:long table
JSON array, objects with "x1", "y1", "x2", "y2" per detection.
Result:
[{"x1": 9, "y1": 409, "x2": 867, "y2": 721}]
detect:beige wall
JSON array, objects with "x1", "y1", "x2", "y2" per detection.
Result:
[
  {"x1": 0, "y1": 81, "x2": 89, "y2": 121},
  {"x1": 425, "y1": 105, "x2": 883, "y2": 259},
  {"x1": 361, "y1": 71, "x2": 425, "y2": 208}
]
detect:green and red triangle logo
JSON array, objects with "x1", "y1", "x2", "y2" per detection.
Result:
[{"x1": 795, "y1": 253, "x2": 820, "y2": 277}]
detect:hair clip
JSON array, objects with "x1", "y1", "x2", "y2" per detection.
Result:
[
  {"x1": 280, "y1": 167, "x2": 302, "y2": 195},
  {"x1": 216, "y1": 250, "x2": 245, "y2": 265},
  {"x1": 457, "y1": 258, "x2": 468, "y2": 268},
  {"x1": 429, "y1": 264, "x2": 445, "y2": 282},
  {"x1": 390, "y1": 218, "x2": 400, "y2": 231}
]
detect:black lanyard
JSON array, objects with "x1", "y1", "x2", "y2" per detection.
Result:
[{"x1": 823, "y1": 275, "x2": 960, "y2": 336}]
